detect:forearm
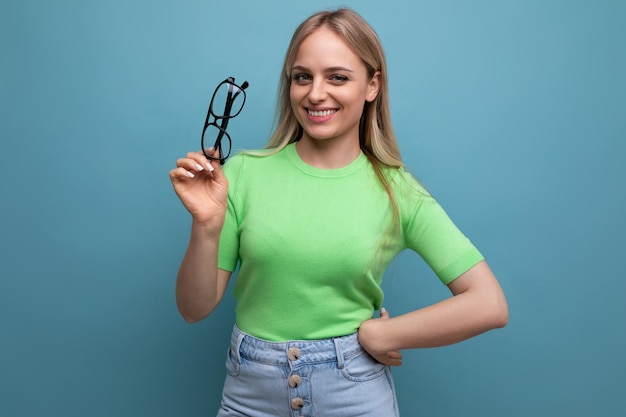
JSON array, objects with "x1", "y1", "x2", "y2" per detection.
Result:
[
  {"x1": 176, "y1": 220, "x2": 227, "y2": 322},
  {"x1": 368, "y1": 292, "x2": 507, "y2": 353},
  {"x1": 360, "y1": 261, "x2": 508, "y2": 354}
]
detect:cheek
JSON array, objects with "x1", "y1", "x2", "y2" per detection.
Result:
[
  {"x1": 289, "y1": 86, "x2": 304, "y2": 118},
  {"x1": 289, "y1": 90, "x2": 297, "y2": 107},
  {"x1": 338, "y1": 90, "x2": 367, "y2": 112},
  {"x1": 289, "y1": 93, "x2": 299, "y2": 112},
  {"x1": 290, "y1": 83, "x2": 305, "y2": 103}
]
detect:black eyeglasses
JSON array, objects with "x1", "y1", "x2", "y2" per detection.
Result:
[{"x1": 201, "y1": 77, "x2": 249, "y2": 164}]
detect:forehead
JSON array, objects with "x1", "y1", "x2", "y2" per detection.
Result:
[{"x1": 293, "y1": 27, "x2": 364, "y2": 70}]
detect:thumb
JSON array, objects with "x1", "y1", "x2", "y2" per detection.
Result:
[{"x1": 379, "y1": 307, "x2": 390, "y2": 319}]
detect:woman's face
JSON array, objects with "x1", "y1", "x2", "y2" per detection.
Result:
[{"x1": 289, "y1": 27, "x2": 379, "y2": 147}]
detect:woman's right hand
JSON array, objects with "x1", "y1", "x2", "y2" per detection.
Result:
[{"x1": 169, "y1": 149, "x2": 228, "y2": 226}]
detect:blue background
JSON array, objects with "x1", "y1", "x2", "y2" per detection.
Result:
[{"x1": 2, "y1": 0, "x2": 625, "y2": 416}]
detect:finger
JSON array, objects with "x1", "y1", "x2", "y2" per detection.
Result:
[
  {"x1": 177, "y1": 156, "x2": 209, "y2": 174},
  {"x1": 388, "y1": 351, "x2": 403, "y2": 360},
  {"x1": 388, "y1": 358, "x2": 403, "y2": 367},
  {"x1": 378, "y1": 355, "x2": 402, "y2": 367},
  {"x1": 202, "y1": 147, "x2": 220, "y2": 158},
  {"x1": 196, "y1": 147, "x2": 222, "y2": 162},
  {"x1": 203, "y1": 148, "x2": 230, "y2": 179},
  {"x1": 178, "y1": 151, "x2": 219, "y2": 181},
  {"x1": 204, "y1": 158, "x2": 217, "y2": 177},
  {"x1": 170, "y1": 166, "x2": 197, "y2": 180},
  {"x1": 194, "y1": 148, "x2": 224, "y2": 177},
  {"x1": 187, "y1": 151, "x2": 215, "y2": 172},
  {"x1": 387, "y1": 352, "x2": 403, "y2": 366}
]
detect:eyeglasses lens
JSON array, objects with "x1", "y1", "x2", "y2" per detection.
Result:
[
  {"x1": 212, "y1": 82, "x2": 246, "y2": 118},
  {"x1": 205, "y1": 123, "x2": 231, "y2": 160}
]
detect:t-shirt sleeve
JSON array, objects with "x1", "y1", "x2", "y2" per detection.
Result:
[
  {"x1": 397, "y1": 170, "x2": 484, "y2": 285},
  {"x1": 217, "y1": 154, "x2": 244, "y2": 272}
]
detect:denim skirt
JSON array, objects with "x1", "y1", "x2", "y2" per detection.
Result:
[{"x1": 216, "y1": 325, "x2": 399, "y2": 417}]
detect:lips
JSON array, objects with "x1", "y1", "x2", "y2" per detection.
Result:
[{"x1": 305, "y1": 107, "x2": 338, "y2": 122}]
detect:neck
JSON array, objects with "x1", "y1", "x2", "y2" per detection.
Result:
[{"x1": 295, "y1": 135, "x2": 361, "y2": 169}]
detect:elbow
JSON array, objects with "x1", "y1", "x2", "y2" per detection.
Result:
[
  {"x1": 493, "y1": 307, "x2": 509, "y2": 329},
  {"x1": 180, "y1": 311, "x2": 207, "y2": 324},
  {"x1": 471, "y1": 288, "x2": 508, "y2": 331},
  {"x1": 490, "y1": 297, "x2": 509, "y2": 329},
  {"x1": 176, "y1": 299, "x2": 217, "y2": 324}
]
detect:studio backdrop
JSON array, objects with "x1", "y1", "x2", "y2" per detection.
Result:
[{"x1": 1, "y1": 1, "x2": 625, "y2": 416}]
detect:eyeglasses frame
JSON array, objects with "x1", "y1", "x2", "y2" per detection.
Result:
[{"x1": 201, "y1": 77, "x2": 248, "y2": 164}]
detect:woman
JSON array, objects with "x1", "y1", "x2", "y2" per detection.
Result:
[{"x1": 170, "y1": 8, "x2": 508, "y2": 416}]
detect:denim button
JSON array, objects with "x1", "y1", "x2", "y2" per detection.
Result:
[
  {"x1": 287, "y1": 347, "x2": 300, "y2": 361},
  {"x1": 288, "y1": 374, "x2": 302, "y2": 388},
  {"x1": 291, "y1": 397, "x2": 304, "y2": 409}
]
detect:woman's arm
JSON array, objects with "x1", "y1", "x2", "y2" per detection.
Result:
[
  {"x1": 175, "y1": 221, "x2": 233, "y2": 323},
  {"x1": 169, "y1": 150, "x2": 233, "y2": 323},
  {"x1": 359, "y1": 260, "x2": 508, "y2": 359}
]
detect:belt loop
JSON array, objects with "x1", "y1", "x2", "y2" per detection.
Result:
[
  {"x1": 333, "y1": 337, "x2": 345, "y2": 369},
  {"x1": 234, "y1": 331, "x2": 245, "y2": 364}
]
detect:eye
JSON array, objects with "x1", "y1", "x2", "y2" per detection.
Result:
[
  {"x1": 329, "y1": 74, "x2": 349, "y2": 83},
  {"x1": 292, "y1": 73, "x2": 312, "y2": 83}
]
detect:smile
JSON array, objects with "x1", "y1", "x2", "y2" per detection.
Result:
[{"x1": 307, "y1": 108, "x2": 337, "y2": 117}]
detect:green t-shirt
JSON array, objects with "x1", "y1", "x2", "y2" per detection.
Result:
[{"x1": 218, "y1": 143, "x2": 483, "y2": 341}]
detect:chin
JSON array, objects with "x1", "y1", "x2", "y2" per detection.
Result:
[{"x1": 301, "y1": 130, "x2": 336, "y2": 142}]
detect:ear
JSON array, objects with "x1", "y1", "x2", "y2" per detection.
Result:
[{"x1": 365, "y1": 71, "x2": 381, "y2": 102}]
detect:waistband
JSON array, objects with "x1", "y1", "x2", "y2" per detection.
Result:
[{"x1": 229, "y1": 325, "x2": 364, "y2": 368}]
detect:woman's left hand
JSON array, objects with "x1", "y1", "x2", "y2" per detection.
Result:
[{"x1": 358, "y1": 308, "x2": 403, "y2": 366}]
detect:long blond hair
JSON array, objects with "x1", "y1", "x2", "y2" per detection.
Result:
[{"x1": 260, "y1": 8, "x2": 404, "y2": 223}]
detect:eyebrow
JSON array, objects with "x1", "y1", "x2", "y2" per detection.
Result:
[{"x1": 291, "y1": 65, "x2": 354, "y2": 73}]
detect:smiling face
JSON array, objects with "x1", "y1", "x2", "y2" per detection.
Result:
[{"x1": 289, "y1": 26, "x2": 380, "y2": 148}]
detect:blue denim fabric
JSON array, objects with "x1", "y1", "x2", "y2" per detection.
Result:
[{"x1": 216, "y1": 325, "x2": 399, "y2": 417}]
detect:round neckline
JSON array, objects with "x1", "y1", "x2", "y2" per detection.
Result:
[{"x1": 285, "y1": 142, "x2": 367, "y2": 178}]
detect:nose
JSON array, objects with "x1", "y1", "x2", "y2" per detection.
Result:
[{"x1": 308, "y1": 79, "x2": 327, "y2": 103}]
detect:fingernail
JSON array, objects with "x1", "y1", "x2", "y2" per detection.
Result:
[
  {"x1": 195, "y1": 163, "x2": 204, "y2": 171},
  {"x1": 186, "y1": 171, "x2": 195, "y2": 178},
  {"x1": 206, "y1": 163, "x2": 214, "y2": 172},
  {"x1": 381, "y1": 307, "x2": 386, "y2": 313}
]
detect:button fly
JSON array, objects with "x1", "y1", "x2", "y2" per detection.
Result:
[
  {"x1": 288, "y1": 374, "x2": 302, "y2": 388},
  {"x1": 287, "y1": 347, "x2": 300, "y2": 361},
  {"x1": 291, "y1": 397, "x2": 304, "y2": 409}
]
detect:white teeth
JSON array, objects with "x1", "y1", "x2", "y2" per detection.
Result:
[{"x1": 308, "y1": 109, "x2": 336, "y2": 117}]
